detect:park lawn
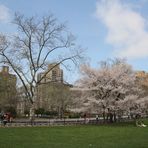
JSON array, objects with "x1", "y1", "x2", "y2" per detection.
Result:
[{"x1": 0, "y1": 121, "x2": 148, "y2": 148}]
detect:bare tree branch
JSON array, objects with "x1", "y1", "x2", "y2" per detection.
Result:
[{"x1": 0, "y1": 12, "x2": 84, "y2": 107}]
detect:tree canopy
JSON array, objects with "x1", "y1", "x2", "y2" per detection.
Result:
[{"x1": 75, "y1": 59, "x2": 147, "y2": 117}]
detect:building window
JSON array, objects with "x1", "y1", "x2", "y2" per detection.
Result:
[{"x1": 52, "y1": 70, "x2": 57, "y2": 81}]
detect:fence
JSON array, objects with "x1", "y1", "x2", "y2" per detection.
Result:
[{"x1": 0, "y1": 117, "x2": 136, "y2": 127}]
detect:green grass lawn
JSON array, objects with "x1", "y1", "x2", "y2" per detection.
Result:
[{"x1": 0, "y1": 121, "x2": 148, "y2": 148}]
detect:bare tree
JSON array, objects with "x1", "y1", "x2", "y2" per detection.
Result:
[
  {"x1": 38, "y1": 83, "x2": 73, "y2": 118},
  {"x1": 0, "y1": 13, "x2": 84, "y2": 117}
]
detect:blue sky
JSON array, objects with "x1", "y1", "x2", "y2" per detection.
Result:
[{"x1": 0, "y1": 0, "x2": 148, "y2": 83}]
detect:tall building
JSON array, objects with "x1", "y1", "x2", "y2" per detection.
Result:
[
  {"x1": 37, "y1": 63, "x2": 63, "y2": 84},
  {"x1": 0, "y1": 66, "x2": 17, "y2": 111},
  {"x1": 135, "y1": 71, "x2": 148, "y2": 97},
  {"x1": 17, "y1": 64, "x2": 65, "y2": 115},
  {"x1": 136, "y1": 71, "x2": 148, "y2": 87},
  {"x1": 36, "y1": 63, "x2": 64, "y2": 110}
]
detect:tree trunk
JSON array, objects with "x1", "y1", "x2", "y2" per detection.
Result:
[
  {"x1": 29, "y1": 103, "x2": 35, "y2": 125},
  {"x1": 103, "y1": 111, "x2": 106, "y2": 123}
]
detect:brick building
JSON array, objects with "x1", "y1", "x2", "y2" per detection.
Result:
[{"x1": 0, "y1": 66, "x2": 17, "y2": 111}]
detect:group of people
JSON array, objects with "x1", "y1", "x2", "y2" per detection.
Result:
[
  {"x1": 135, "y1": 113, "x2": 147, "y2": 127},
  {"x1": 136, "y1": 120, "x2": 147, "y2": 127},
  {"x1": 0, "y1": 112, "x2": 13, "y2": 126}
]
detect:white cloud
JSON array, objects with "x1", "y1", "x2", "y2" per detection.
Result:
[
  {"x1": 96, "y1": 0, "x2": 148, "y2": 59},
  {"x1": 0, "y1": 4, "x2": 10, "y2": 23}
]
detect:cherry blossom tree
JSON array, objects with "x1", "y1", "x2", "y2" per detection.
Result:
[{"x1": 76, "y1": 59, "x2": 143, "y2": 122}]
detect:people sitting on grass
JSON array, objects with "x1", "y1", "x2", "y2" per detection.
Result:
[
  {"x1": 0, "y1": 112, "x2": 13, "y2": 126},
  {"x1": 136, "y1": 120, "x2": 147, "y2": 127}
]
